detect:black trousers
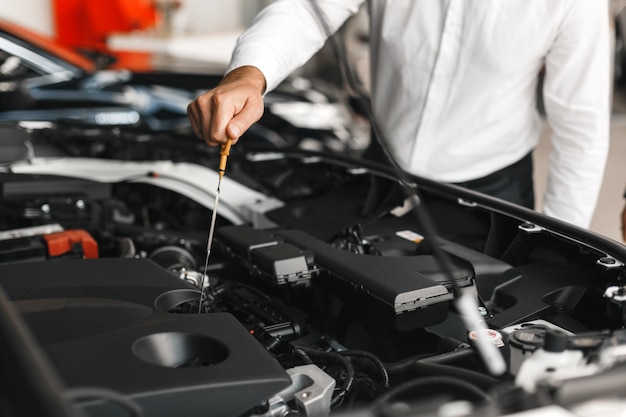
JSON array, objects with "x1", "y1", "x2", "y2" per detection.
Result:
[
  {"x1": 453, "y1": 153, "x2": 535, "y2": 210},
  {"x1": 362, "y1": 137, "x2": 535, "y2": 211}
]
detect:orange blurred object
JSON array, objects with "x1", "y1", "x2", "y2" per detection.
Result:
[
  {"x1": 53, "y1": 0, "x2": 159, "y2": 52},
  {"x1": 43, "y1": 230, "x2": 99, "y2": 259}
]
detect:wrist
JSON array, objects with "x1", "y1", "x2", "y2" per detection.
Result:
[{"x1": 223, "y1": 66, "x2": 267, "y2": 95}]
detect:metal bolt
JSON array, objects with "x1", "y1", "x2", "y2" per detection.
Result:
[{"x1": 599, "y1": 257, "x2": 616, "y2": 265}]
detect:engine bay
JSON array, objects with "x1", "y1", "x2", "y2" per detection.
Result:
[{"x1": 1, "y1": 124, "x2": 626, "y2": 417}]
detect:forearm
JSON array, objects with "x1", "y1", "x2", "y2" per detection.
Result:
[{"x1": 221, "y1": 65, "x2": 267, "y2": 95}]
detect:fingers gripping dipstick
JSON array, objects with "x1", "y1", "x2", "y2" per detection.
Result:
[{"x1": 198, "y1": 139, "x2": 233, "y2": 313}]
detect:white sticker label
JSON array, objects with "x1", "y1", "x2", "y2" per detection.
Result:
[{"x1": 395, "y1": 230, "x2": 424, "y2": 243}]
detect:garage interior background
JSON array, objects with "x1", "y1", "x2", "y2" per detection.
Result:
[{"x1": 0, "y1": 0, "x2": 624, "y2": 243}]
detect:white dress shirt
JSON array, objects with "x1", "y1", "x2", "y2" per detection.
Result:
[{"x1": 229, "y1": 0, "x2": 611, "y2": 228}]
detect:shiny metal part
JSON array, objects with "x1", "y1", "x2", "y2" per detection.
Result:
[
  {"x1": 597, "y1": 256, "x2": 624, "y2": 269},
  {"x1": 255, "y1": 365, "x2": 336, "y2": 417},
  {"x1": 457, "y1": 198, "x2": 478, "y2": 208},
  {"x1": 604, "y1": 285, "x2": 626, "y2": 302},
  {"x1": 175, "y1": 268, "x2": 205, "y2": 289},
  {"x1": 519, "y1": 222, "x2": 544, "y2": 233}
]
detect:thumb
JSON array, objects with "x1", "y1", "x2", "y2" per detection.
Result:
[
  {"x1": 227, "y1": 97, "x2": 264, "y2": 140},
  {"x1": 226, "y1": 120, "x2": 243, "y2": 140}
]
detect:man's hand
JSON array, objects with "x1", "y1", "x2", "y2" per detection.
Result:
[{"x1": 187, "y1": 66, "x2": 266, "y2": 146}]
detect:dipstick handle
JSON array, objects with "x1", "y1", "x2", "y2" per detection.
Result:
[{"x1": 218, "y1": 139, "x2": 233, "y2": 179}]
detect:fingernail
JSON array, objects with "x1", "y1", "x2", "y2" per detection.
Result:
[{"x1": 229, "y1": 125, "x2": 241, "y2": 138}]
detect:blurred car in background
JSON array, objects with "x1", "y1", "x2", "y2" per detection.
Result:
[{"x1": 0, "y1": 18, "x2": 368, "y2": 155}]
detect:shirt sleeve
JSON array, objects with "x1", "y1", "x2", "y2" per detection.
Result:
[
  {"x1": 227, "y1": 0, "x2": 364, "y2": 93},
  {"x1": 542, "y1": 0, "x2": 611, "y2": 228}
]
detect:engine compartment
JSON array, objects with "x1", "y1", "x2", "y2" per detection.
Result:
[{"x1": 1, "y1": 124, "x2": 626, "y2": 417}]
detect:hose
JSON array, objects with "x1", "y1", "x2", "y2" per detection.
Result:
[{"x1": 371, "y1": 375, "x2": 492, "y2": 413}]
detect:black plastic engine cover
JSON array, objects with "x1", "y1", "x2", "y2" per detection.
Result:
[{"x1": 0, "y1": 258, "x2": 290, "y2": 417}]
